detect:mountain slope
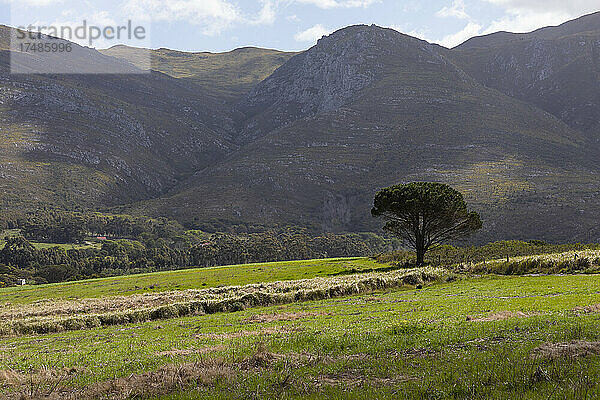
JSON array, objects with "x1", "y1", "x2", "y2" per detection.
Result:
[
  {"x1": 452, "y1": 12, "x2": 600, "y2": 139},
  {"x1": 100, "y1": 46, "x2": 296, "y2": 103},
  {"x1": 0, "y1": 26, "x2": 237, "y2": 212},
  {"x1": 124, "y1": 25, "x2": 600, "y2": 242},
  {"x1": 4, "y1": 17, "x2": 600, "y2": 243}
]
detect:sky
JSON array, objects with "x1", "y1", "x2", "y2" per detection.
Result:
[{"x1": 1, "y1": 0, "x2": 599, "y2": 52}]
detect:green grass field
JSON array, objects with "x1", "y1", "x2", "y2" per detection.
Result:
[
  {"x1": 2, "y1": 255, "x2": 600, "y2": 399},
  {"x1": 0, "y1": 230, "x2": 101, "y2": 252},
  {"x1": 0, "y1": 258, "x2": 384, "y2": 305}
]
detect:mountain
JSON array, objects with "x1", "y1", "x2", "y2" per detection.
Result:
[
  {"x1": 100, "y1": 46, "x2": 296, "y2": 102},
  {"x1": 452, "y1": 12, "x2": 600, "y2": 139},
  {"x1": 0, "y1": 25, "x2": 237, "y2": 212},
  {"x1": 3, "y1": 15, "x2": 600, "y2": 243},
  {"x1": 123, "y1": 25, "x2": 600, "y2": 242}
]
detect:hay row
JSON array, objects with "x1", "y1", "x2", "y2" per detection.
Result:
[{"x1": 0, "y1": 267, "x2": 447, "y2": 336}]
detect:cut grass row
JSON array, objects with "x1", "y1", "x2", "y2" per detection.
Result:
[
  {"x1": 466, "y1": 249, "x2": 600, "y2": 275},
  {"x1": 0, "y1": 267, "x2": 448, "y2": 336},
  {"x1": 9, "y1": 246, "x2": 600, "y2": 336},
  {"x1": 0, "y1": 258, "x2": 385, "y2": 305},
  {"x1": 3, "y1": 274, "x2": 600, "y2": 398},
  {"x1": 4, "y1": 247, "x2": 600, "y2": 307}
]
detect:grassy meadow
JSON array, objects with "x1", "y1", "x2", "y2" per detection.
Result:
[
  {"x1": 0, "y1": 258, "x2": 384, "y2": 304},
  {"x1": 0, "y1": 230, "x2": 101, "y2": 252},
  {"x1": 2, "y1": 253, "x2": 600, "y2": 398}
]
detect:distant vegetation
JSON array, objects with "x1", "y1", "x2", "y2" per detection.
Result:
[
  {"x1": 3, "y1": 207, "x2": 600, "y2": 287},
  {"x1": 0, "y1": 211, "x2": 396, "y2": 287}
]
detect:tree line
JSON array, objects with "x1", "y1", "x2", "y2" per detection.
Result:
[{"x1": 0, "y1": 213, "x2": 397, "y2": 286}]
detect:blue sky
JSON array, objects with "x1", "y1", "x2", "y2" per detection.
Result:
[{"x1": 1, "y1": 0, "x2": 599, "y2": 52}]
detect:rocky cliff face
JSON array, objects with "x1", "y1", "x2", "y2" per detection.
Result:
[
  {"x1": 4, "y1": 16, "x2": 600, "y2": 242},
  {"x1": 134, "y1": 23, "x2": 598, "y2": 243},
  {"x1": 453, "y1": 12, "x2": 600, "y2": 139}
]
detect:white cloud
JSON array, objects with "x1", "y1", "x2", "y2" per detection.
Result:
[
  {"x1": 251, "y1": 0, "x2": 277, "y2": 25},
  {"x1": 429, "y1": 0, "x2": 599, "y2": 48},
  {"x1": 294, "y1": 24, "x2": 332, "y2": 43},
  {"x1": 482, "y1": 0, "x2": 599, "y2": 34},
  {"x1": 439, "y1": 21, "x2": 483, "y2": 47},
  {"x1": 1, "y1": 0, "x2": 61, "y2": 5},
  {"x1": 436, "y1": 0, "x2": 469, "y2": 20},
  {"x1": 122, "y1": 0, "x2": 277, "y2": 35},
  {"x1": 484, "y1": 0, "x2": 599, "y2": 15},
  {"x1": 482, "y1": 11, "x2": 570, "y2": 35},
  {"x1": 27, "y1": 11, "x2": 130, "y2": 48},
  {"x1": 432, "y1": 0, "x2": 481, "y2": 47},
  {"x1": 294, "y1": 0, "x2": 380, "y2": 9},
  {"x1": 385, "y1": 25, "x2": 433, "y2": 42},
  {"x1": 405, "y1": 29, "x2": 433, "y2": 42},
  {"x1": 123, "y1": 0, "x2": 241, "y2": 35}
]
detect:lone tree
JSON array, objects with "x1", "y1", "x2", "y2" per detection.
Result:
[{"x1": 372, "y1": 182, "x2": 482, "y2": 266}]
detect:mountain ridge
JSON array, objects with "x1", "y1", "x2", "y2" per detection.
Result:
[
  {"x1": 457, "y1": 11, "x2": 600, "y2": 50},
  {"x1": 120, "y1": 22, "x2": 598, "y2": 242},
  {"x1": 2, "y1": 14, "x2": 600, "y2": 242},
  {"x1": 100, "y1": 45, "x2": 297, "y2": 103},
  {"x1": 452, "y1": 11, "x2": 600, "y2": 139}
]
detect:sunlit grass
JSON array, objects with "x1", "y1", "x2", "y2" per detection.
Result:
[
  {"x1": 0, "y1": 257, "x2": 387, "y2": 304},
  {"x1": 3, "y1": 274, "x2": 600, "y2": 398}
]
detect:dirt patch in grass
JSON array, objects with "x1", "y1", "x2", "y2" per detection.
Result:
[
  {"x1": 388, "y1": 347, "x2": 438, "y2": 358},
  {"x1": 1, "y1": 366, "x2": 83, "y2": 399},
  {"x1": 194, "y1": 325, "x2": 301, "y2": 340},
  {"x1": 156, "y1": 345, "x2": 226, "y2": 357},
  {"x1": 240, "y1": 342, "x2": 284, "y2": 369},
  {"x1": 533, "y1": 341, "x2": 600, "y2": 359},
  {"x1": 6, "y1": 343, "x2": 309, "y2": 400},
  {"x1": 573, "y1": 304, "x2": 600, "y2": 314},
  {"x1": 243, "y1": 311, "x2": 333, "y2": 324},
  {"x1": 0, "y1": 369, "x2": 27, "y2": 385},
  {"x1": 466, "y1": 311, "x2": 538, "y2": 322},
  {"x1": 4, "y1": 360, "x2": 235, "y2": 400},
  {"x1": 3, "y1": 345, "x2": 417, "y2": 399},
  {"x1": 317, "y1": 370, "x2": 415, "y2": 388}
]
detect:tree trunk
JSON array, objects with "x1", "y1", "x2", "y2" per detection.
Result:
[
  {"x1": 416, "y1": 250, "x2": 424, "y2": 266},
  {"x1": 416, "y1": 240, "x2": 425, "y2": 266}
]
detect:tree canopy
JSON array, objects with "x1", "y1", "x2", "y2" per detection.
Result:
[{"x1": 372, "y1": 182, "x2": 482, "y2": 265}]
